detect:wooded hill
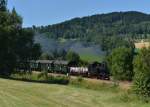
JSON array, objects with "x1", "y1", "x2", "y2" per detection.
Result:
[
  {"x1": 32, "y1": 11, "x2": 150, "y2": 52},
  {"x1": 34, "y1": 11, "x2": 150, "y2": 39}
]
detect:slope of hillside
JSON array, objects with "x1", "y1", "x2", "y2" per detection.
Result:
[
  {"x1": 32, "y1": 11, "x2": 149, "y2": 60},
  {"x1": 34, "y1": 11, "x2": 150, "y2": 40},
  {"x1": 0, "y1": 78, "x2": 149, "y2": 107}
]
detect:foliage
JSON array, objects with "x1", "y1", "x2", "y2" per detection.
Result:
[
  {"x1": 66, "y1": 50, "x2": 80, "y2": 62},
  {"x1": 0, "y1": 0, "x2": 7, "y2": 11},
  {"x1": 40, "y1": 53, "x2": 50, "y2": 60},
  {"x1": 0, "y1": 5, "x2": 22, "y2": 76},
  {"x1": 66, "y1": 50, "x2": 88, "y2": 66},
  {"x1": 38, "y1": 70, "x2": 49, "y2": 80},
  {"x1": 0, "y1": 1, "x2": 41, "y2": 76},
  {"x1": 11, "y1": 72, "x2": 70, "y2": 85},
  {"x1": 52, "y1": 49, "x2": 67, "y2": 60},
  {"x1": 16, "y1": 28, "x2": 41, "y2": 61},
  {"x1": 107, "y1": 47, "x2": 134, "y2": 81},
  {"x1": 77, "y1": 76, "x2": 84, "y2": 82},
  {"x1": 47, "y1": 75, "x2": 69, "y2": 85},
  {"x1": 100, "y1": 36, "x2": 134, "y2": 54},
  {"x1": 30, "y1": 43, "x2": 42, "y2": 60},
  {"x1": 35, "y1": 11, "x2": 150, "y2": 40},
  {"x1": 133, "y1": 48, "x2": 150, "y2": 101}
]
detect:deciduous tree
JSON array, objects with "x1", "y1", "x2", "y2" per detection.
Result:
[
  {"x1": 107, "y1": 47, "x2": 134, "y2": 81},
  {"x1": 133, "y1": 48, "x2": 150, "y2": 100}
]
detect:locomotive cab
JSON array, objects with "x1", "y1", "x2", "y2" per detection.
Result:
[{"x1": 88, "y1": 61, "x2": 110, "y2": 80}]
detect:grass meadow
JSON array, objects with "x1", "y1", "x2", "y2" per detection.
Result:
[{"x1": 0, "y1": 76, "x2": 149, "y2": 107}]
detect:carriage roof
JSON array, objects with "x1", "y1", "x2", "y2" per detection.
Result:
[{"x1": 30, "y1": 60, "x2": 69, "y2": 65}]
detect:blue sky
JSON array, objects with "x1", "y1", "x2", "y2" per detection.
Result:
[{"x1": 8, "y1": 0, "x2": 150, "y2": 27}]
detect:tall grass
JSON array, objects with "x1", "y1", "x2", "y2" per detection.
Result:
[
  {"x1": 10, "y1": 72, "x2": 149, "y2": 104},
  {"x1": 70, "y1": 76, "x2": 119, "y2": 92}
]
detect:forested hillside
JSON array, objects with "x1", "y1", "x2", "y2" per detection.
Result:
[
  {"x1": 35, "y1": 11, "x2": 150, "y2": 39},
  {"x1": 33, "y1": 11, "x2": 150, "y2": 54}
]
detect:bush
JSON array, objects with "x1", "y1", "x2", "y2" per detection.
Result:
[
  {"x1": 47, "y1": 75, "x2": 70, "y2": 85},
  {"x1": 77, "y1": 76, "x2": 84, "y2": 82},
  {"x1": 66, "y1": 50, "x2": 80, "y2": 64},
  {"x1": 107, "y1": 47, "x2": 134, "y2": 81},
  {"x1": 11, "y1": 72, "x2": 70, "y2": 85},
  {"x1": 133, "y1": 48, "x2": 150, "y2": 101}
]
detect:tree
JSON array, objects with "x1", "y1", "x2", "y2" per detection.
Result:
[
  {"x1": 59, "y1": 49, "x2": 67, "y2": 60},
  {"x1": 107, "y1": 47, "x2": 134, "y2": 81},
  {"x1": 15, "y1": 28, "x2": 41, "y2": 61},
  {"x1": 133, "y1": 48, "x2": 150, "y2": 100},
  {"x1": 30, "y1": 43, "x2": 42, "y2": 60},
  {"x1": 40, "y1": 53, "x2": 50, "y2": 60},
  {"x1": 0, "y1": 0, "x2": 7, "y2": 11},
  {"x1": 66, "y1": 51, "x2": 80, "y2": 63},
  {"x1": 0, "y1": 1, "x2": 41, "y2": 76},
  {"x1": 0, "y1": 4, "x2": 22, "y2": 76},
  {"x1": 52, "y1": 49, "x2": 59, "y2": 59}
]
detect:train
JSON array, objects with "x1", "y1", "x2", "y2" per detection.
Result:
[{"x1": 16, "y1": 60, "x2": 110, "y2": 80}]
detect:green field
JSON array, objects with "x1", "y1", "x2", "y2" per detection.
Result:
[
  {"x1": 0, "y1": 78, "x2": 149, "y2": 107},
  {"x1": 80, "y1": 54, "x2": 103, "y2": 62}
]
